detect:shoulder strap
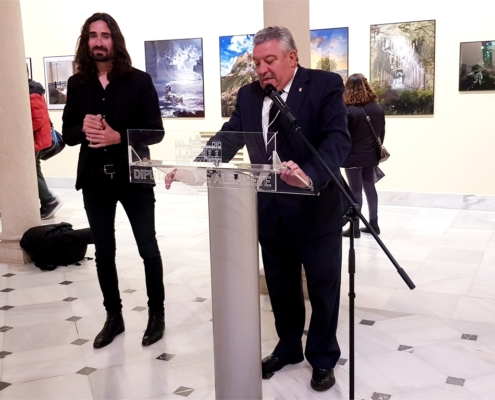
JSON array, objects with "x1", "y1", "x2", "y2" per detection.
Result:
[{"x1": 359, "y1": 106, "x2": 382, "y2": 146}]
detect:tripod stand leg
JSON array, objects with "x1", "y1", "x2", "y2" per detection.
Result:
[{"x1": 348, "y1": 219, "x2": 356, "y2": 400}]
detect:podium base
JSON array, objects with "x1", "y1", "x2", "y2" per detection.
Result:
[{"x1": 0, "y1": 241, "x2": 31, "y2": 264}]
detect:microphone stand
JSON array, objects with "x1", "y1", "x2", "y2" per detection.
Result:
[{"x1": 267, "y1": 87, "x2": 415, "y2": 400}]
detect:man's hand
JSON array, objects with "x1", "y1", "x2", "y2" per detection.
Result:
[
  {"x1": 165, "y1": 169, "x2": 177, "y2": 190},
  {"x1": 83, "y1": 114, "x2": 121, "y2": 148},
  {"x1": 279, "y1": 160, "x2": 312, "y2": 188},
  {"x1": 82, "y1": 114, "x2": 104, "y2": 132}
]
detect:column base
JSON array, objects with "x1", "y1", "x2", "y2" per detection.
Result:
[{"x1": 0, "y1": 241, "x2": 31, "y2": 264}]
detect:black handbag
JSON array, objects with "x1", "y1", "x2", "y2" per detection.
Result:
[
  {"x1": 39, "y1": 127, "x2": 65, "y2": 161},
  {"x1": 359, "y1": 107, "x2": 390, "y2": 163}
]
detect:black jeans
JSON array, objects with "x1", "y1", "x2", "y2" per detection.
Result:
[{"x1": 82, "y1": 173, "x2": 164, "y2": 313}]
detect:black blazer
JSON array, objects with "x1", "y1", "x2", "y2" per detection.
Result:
[
  {"x1": 209, "y1": 66, "x2": 351, "y2": 238},
  {"x1": 342, "y1": 102, "x2": 385, "y2": 168},
  {"x1": 62, "y1": 68, "x2": 164, "y2": 189}
]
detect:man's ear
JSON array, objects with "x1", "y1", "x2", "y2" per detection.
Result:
[{"x1": 288, "y1": 50, "x2": 298, "y2": 67}]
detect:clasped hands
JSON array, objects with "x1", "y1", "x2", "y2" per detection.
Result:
[
  {"x1": 83, "y1": 114, "x2": 121, "y2": 148},
  {"x1": 165, "y1": 160, "x2": 312, "y2": 190}
]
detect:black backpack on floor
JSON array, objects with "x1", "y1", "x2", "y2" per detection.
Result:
[{"x1": 20, "y1": 222, "x2": 93, "y2": 271}]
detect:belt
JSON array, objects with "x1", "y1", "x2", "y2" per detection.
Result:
[{"x1": 103, "y1": 164, "x2": 116, "y2": 179}]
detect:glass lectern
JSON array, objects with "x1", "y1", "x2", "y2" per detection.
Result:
[{"x1": 128, "y1": 129, "x2": 316, "y2": 400}]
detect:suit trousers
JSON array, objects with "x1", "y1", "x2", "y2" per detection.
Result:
[
  {"x1": 259, "y1": 218, "x2": 342, "y2": 370},
  {"x1": 82, "y1": 173, "x2": 164, "y2": 313}
]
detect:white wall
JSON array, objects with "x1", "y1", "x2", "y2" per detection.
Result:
[
  {"x1": 310, "y1": 0, "x2": 495, "y2": 195},
  {"x1": 20, "y1": 0, "x2": 495, "y2": 195}
]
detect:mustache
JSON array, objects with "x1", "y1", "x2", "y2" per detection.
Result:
[
  {"x1": 260, "y1": 73, "x2": 275, "y2": 80},
  {"x1": 92, "y1": 46, "x2": 108, "y2": 52}
]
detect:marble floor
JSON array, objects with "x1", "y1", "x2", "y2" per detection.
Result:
[{"x1": 0, "y1": 186, "x2": 495, "y2": 399}]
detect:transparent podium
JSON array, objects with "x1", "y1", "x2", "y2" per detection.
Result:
[{"x1": 128, "y1": 129, "x2": 316, "y2": 400}]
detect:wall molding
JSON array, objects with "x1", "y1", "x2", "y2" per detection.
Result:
[{"x1": 46, "y1": 178, "x2": 495, "y2": 211}]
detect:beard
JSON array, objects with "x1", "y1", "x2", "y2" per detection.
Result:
[{"x1": 91, "y1": 46, "x2": 113, "y2": 62}]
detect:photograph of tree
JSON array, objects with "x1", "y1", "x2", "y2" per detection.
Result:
[
  {"x1": 459, "y1": 41, "x2": 495, "y2": 91},
  {"x1": 219, "y1": 34, "x2": 256, "y2": 118},
  {"x1": 310, "y1": 27, "x2": 348, "y2": 81},
  {"x1": 370, "y1": 20, "x2": 435, "y2": 115},
  {"x1": 145, "y1": 38, "x2": 204, "y2": 118}
]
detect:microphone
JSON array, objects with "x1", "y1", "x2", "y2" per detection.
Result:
[{"x1": 264, "y1": 84, "x2": 298, "y2": 127}]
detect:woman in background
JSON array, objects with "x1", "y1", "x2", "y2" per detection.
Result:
[{"x1": 342, "y1": 73, "x2": 385, "y2": 238}]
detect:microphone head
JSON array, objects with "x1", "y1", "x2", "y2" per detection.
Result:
[{"x1": 264, "y1": 84, "x2": 277, "y2": 98}]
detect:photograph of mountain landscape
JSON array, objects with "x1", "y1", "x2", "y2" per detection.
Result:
[
  {"x1": 459, "y1": 41, "x2": 495, "y2": 91},
  {"x1": 370, "y1": 20, "x2": 435, "y2": 115},
  {"x1": 311, "y1": 27, "x2": 348, "y2": 81},
  {"x1": 145, "y1": 38, "x2": 204, "y2": 118},
  {"x1": 219, "y1": 34, "x2": 257, "y2": 117}
]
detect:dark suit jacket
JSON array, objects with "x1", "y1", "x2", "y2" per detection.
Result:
[
  {"x1": 62, "y1": 68, "x2": 164, "y2": 189},
  {"x1": 210, "y1": 66, "x2": 351, "y2": 238}
]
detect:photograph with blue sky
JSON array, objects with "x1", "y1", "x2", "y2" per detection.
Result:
[
  {"x1": 219, "y1": 34, "x2": 257, "y2": 117},
  {"x1": 310, "y1": 27, "x2": 348, "y2": 81}
]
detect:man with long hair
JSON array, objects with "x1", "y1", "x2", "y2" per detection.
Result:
[{"x1": 62, "y1": 13, "x2": 165, "y2": 348}]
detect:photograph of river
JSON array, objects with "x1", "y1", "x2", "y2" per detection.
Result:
[{"x1": 370, "y1": 20, "x2": 435, "y2": 115}]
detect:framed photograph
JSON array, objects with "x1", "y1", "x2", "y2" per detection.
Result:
[
  {"x1": 219, "y1": 34, "x2": 256, "y2": 117},
  {"x1": 26, "y1": 57, "x2": 32, "y2": 80},
  {"x1": 310, "y1": 27, "x2": 348, "y2": 81},
  {"x1": 370, "y1": 20, "x2": 436, "y2": 115},
  {"x1": 43, "y1": 55, "x2": 76, "y2": 109},
  {"x1": 459, "y1": 41, "x2": 495, "y2": 91},
  {"x1": 145, "y1": 38, "x2": 205, "y2": 118}
]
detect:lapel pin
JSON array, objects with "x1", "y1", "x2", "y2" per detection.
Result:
[{"x1": 299, "y1": 87, "x2": 302, "y2": 92}]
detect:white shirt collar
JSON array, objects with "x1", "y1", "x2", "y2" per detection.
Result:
[{"x1": 262, "y1": 67, "x2": 298, "y2": 139}]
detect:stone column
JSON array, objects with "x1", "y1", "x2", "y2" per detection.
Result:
[
  {"x1": 263, "y1": 0, "x2": 310, "y2": 67},
  {"x1": 0, "y1": 0, "x2": 41, "y2": 263}
]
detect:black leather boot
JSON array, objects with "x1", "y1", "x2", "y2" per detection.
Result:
[
  {"x1": 142, "y1": 310, "x2": 165, "y2": 346},
  {"x1": 343, "y1": 221, "x2": 360, "y2": 238},
  {"x1": 93, "y1": 311, "x2": 125, "y2": 349},
  {"x1": 360, "y1": 219, "x2": 380, "y2": 234}
]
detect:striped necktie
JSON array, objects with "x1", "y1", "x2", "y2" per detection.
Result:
[{"x1": 266, "y1": 90, "x2": 284, "y2": 163}]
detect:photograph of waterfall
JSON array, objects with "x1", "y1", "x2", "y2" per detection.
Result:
[{"x1": 370, "y1": 20, "x2": 435, "y2": 115}]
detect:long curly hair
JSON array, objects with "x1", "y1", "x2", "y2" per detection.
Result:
[
  {"x1": 343, "y1": 73, "x2": 377, "y2": 106},
  {"x1": 74, "y1": 13, "x2": 132, "y2": 82}
]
